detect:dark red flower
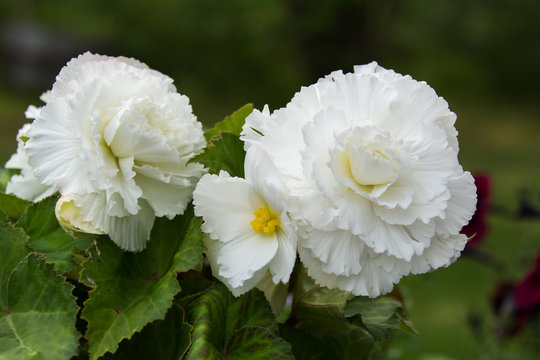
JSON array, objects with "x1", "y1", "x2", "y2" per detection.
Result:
[
  {"x1": 462, "y1": 174, "x2": 490, "y2": 247},
  {"x1": 491, "y1": 253, "x2": 540, "y2": 337},
  {"x1": 514, "y1": 253, "x2": 540, "y2": 310}
]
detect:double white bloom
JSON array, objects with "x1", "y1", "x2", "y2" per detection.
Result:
[
  {"x1": 7, "y1": 53, "x2": 206, "y2": 251},
  {"x1": 196, "y1": 62, "x2": 476, "y2": 297}
]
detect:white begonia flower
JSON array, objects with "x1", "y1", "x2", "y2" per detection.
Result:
[
  {"x1": 242, "y1": 62, "x2": 477, "y2": 298},
  {"x1": 24, "y1": 52, "x2": 206, "y2": 251},
  {"x1": 193, "y1": 148, "x2": 297, "y2": 296}
]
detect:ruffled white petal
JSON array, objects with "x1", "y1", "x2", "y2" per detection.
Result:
[
  {"x1": 71, "y1": 192, "x2": 155, "y2": 251},
  {"x1": 5, "y1": 124, "x2": 56, "y2": 201},
  {"x1": 410, "y1": 233, "x2": 468, "y2": 275}
]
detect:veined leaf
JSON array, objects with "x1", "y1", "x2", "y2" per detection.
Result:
[
  {"x1": 81, "y1": 207, "x2": 205, "y2": 360},
  {"x1": 0, "y1": 224, "x2": 79, "y2": 360},
  {"x1": 344, "y1": 296, "x2": 417, "y2": 340},
  {"x1": 204, "y1": 103, "x2": 253, "y2": 141},
  {"x1": 190, "y1": 133, "x2": 245, "y2": 178},
  {"x1": 225, "y1": 326, "x2": 293, "y2": 360},
  {"x1": 185, "y1": 284, "x2": 293, "y2": 360},
  {"x1": 101, "y1": 306, "x2": 192, "y2": 360},
  {"x1": 16, "y1": 196, "x2": 95, "y2": 274}
]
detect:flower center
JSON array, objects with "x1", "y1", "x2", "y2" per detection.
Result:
[
  {"x1": 346, "y1": 143, "x2": 398, "y2": 186},
  {"x1": 250, "y1": 207, "x2": 279, "y2": 235}
]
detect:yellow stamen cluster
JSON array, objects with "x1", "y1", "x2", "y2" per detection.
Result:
[{"x1": 250, "y1": 207, "x2": 279, "y2": 235}]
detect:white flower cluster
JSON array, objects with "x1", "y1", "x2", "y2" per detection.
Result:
[
  {"x1": 6, "y1": 53, "x2": 206, "y2": 251},
  {"x1": 194, "y1": 62, "x2": 477, "y2": 297}
]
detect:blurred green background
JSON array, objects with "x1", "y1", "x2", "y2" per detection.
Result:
[{"x1": 1, "y1": 0, "x2": 539, "y2": 358}]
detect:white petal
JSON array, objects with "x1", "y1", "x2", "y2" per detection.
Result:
[
  {"x1": 6, "y1": 173, "x2": 56, "y2": 202},
  {"x1": 193, "y1": 172, "x2": 263, "y2": 242},
  {"x1": 215, "y1": 231, "x2": 279, "y2": 288},
  {"x1": 362, "y1": 218, "x2": 422, "y2": 261},
  {"x1": 301, "y1": 228, "x2": 364, "y2": 277},
  {"x1": 244, "y1": 146, "x2": 287, "y2": 214},
  {"x1": 206, "y1": 236, "x2": 268, "y2": 297},
  {"x1": 104, "y1": 99, "x2": 178, "y2": 163},
  {"x1": 410, "y1": 233, "x2": 467, "y2": 274},
  {"x1": 267, "y1": 219, "x2": 297, "y2": 284},
  {"x1": 435, "y1": 171, "x2": 477, "y2": 237},
  {"x1": 333, "y1": 192, "x2": 376, "y2": 236},
  {"x1": 71, "y1": 192, "x2": 155, "y2": 251},
  {"x1": 373, "y1": 188, "x2": 450, "y2": 226},
  {"x1": 134, "y1": 163, "x2": 202, "y2": 218},
  {"x1": 26, "y1": 97, "x2": 100, "y2": 195},
  {"x1": 298, "y1": 243, "x2": 404, "y2": 298}
]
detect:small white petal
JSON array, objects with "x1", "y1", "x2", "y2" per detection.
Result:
[
  {"x1": 268, "y1": 220, "x2": 297, "y2": 284},
  {"x1": 206, "y1": 236, "x2": 268, "y2": 297}
]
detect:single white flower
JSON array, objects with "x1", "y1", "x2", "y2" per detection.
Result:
[
  {"x1": 24, "y1": 52, "x2": 206, "y2": 251},
  {"x1": 193, "y1": 148, "x2": 297, "y2": 296},
  {"x1": 242, "y1": 62, "x2": 477, "y2": 297}
]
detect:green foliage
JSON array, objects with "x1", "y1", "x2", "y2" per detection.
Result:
[
  {"x1": 279, "y1": 325, "x2": 338, "y2": 359},
  {"x1": 291, "y1": 263, "x2": 353, "y2": 320},
  {"x1": 0, "y1": 168, "x2": 17, "y2": 193},
  {"x1": 345, "y1": 296, "x2": 417, "y2": 340},
  {"x1": 81, "y1": 209, "x2": 205, "y2": 360},
  {"x1": 191, "y1": 133, "x2": 246, "y2": 178},
  {"x1": 279, "y1": 264, "x2": 416, "y2": 360},
  {"x1": 185, "y1": 284, "x2": 293, "y2": 359},
  {"x1": 0, "y1": 223, "x2": 79, "y2": 360},
  {"x1": 204, "y1": 103, "x2": 253, "y2": 141},
  {"x1": 0, "y1": 192, "x2": 29, "y2": 222},
  {"x1": 101, "y1": 306, "x2": 192, "y2": 360},
  {"x1": 191, "y1": 104, "x2": 249, "y2": 178}
]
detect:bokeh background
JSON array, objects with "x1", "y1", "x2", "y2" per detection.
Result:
[{"x1": 1, "y1": 0, "x2": 539, "y2": 358}]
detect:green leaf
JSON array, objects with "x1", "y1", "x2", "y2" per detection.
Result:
[
  {"x1": 175, "y1": 271, "x2": 215, "y2": 308},
  {"x1": 292, "y1": 263, "x2": 353, "y2": 320},
  {"x1": 278, "y1": 325, "x2": 338, "y2": 360},
  {"x1": 101, "y1": 306, "x2": 192, "y2": 360},
  {"x1": 191, "y1": 133, "x2": 245, "y2": 177},
  {"x1": 16, "y1": 196, "x2": 95, "y2": 274},
  {"x1": 297, "y1": 318, "x2": 382, "y2": 360},
  {"x1": 0, "y1": 251, "x2": 79, "y2": 360},
  {"x1": 344, "y1": 296, "x2": 417, "y2": 340},
  {"x1": 0, "y1": 192, "x2": 30, "y2": 222},
  {"x1": 185, "y1": 284, "x2": 293, "y2": 360},
  {"x1": 0, "y1": 168, "x2": 17, "y2": 193},
  {"x1": 225, "y1": 326, "x2": 293, "y2": 360},
  {"x1": 287, "y1": 264, "x2": 385, "y2": 359},
  {"x1": 204, "y1": 103, "x2": 253, "y2": 141},
  {"x1": 81, "y1": 207, "x2": 205, "y2": 360},
  {"x1": 0, "y1": 223, "x2": 30, "y2": 303}
]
